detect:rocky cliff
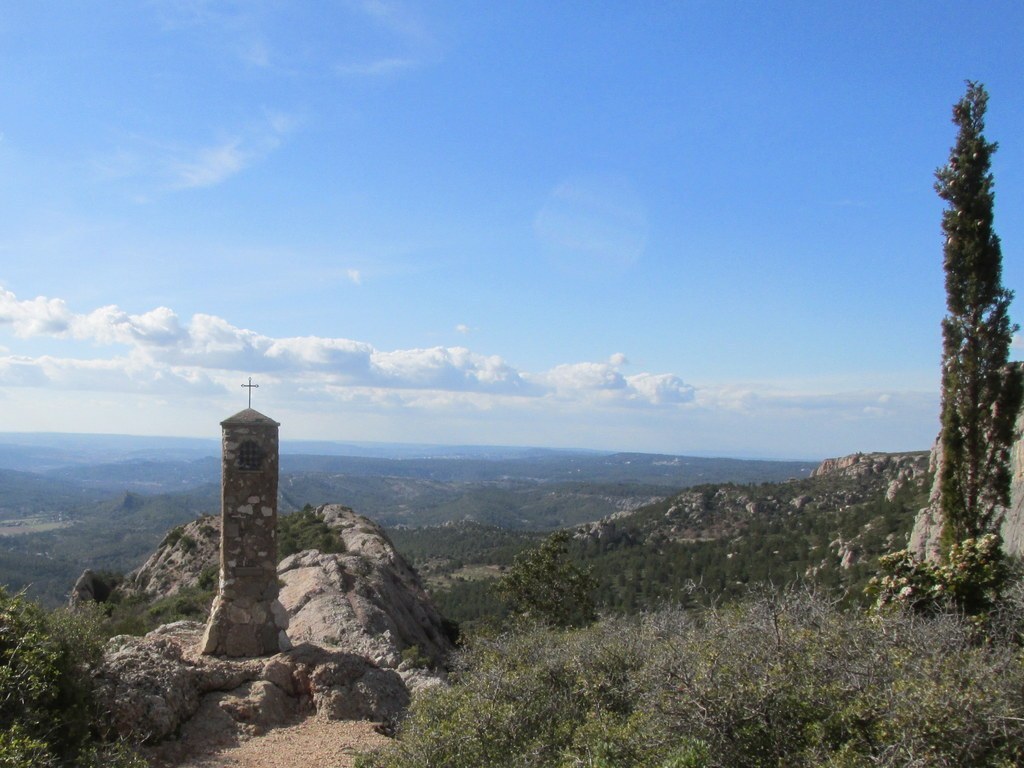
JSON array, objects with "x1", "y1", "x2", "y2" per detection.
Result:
[{"x1": 908, "y1": 417, "x2": 1024, "y2": 559}]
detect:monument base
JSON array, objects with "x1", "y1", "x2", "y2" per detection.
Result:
[{"x1": 200, "y1": 594, "x2": 291, "y2": 657}]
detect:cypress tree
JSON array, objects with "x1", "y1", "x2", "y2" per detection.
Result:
[{"x1": 936, "y1": 81, "x2": 1021, "y2": 546}]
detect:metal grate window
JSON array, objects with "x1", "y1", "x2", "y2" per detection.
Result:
[{"x1": 236, "y1": 440, "x2": 264, "y2": 471}]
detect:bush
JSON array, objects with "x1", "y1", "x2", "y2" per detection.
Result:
[
  {"x1": 197, "y1": 564, "x2": 218, "y2": 590},
  {"x1": 145, "y1": 585, "x2": 215, "y2": 625},
  {"x1": 359, "y1": 588, "x2": 1024, "y2": 768},
  {"x1": 0, "y1": 723, "x2": 56, "y2": 768},
  {"x1": 358, "y1": 617, "x2": 676, "y2": 768},
  {"x1": 868, "y1": 533, "x2": 1011, "y2": 617},
  {"x1": 0, "y1": 587, "x2": 147, "y2": 766},
  {"x1": 160, "y1": 527, "x2": 183, "y2": 548},
  {"x1": 0, "y1": 588, "x2": 98, "y2": 760},
  {"x1": 278, "y1": 508, "x2": 346, "y2": 558}
]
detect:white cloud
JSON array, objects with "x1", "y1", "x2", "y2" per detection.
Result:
[
  {"x1": 626, "y1": 373, "x2": 695, "y2": 404},
  {"x1": 71, "y1": 306, "x2": 186, "y2": 346},
  {"x1": 94, "y1": 112, "x2": 297, "y2": 194},
  {"x1": 346, "y1": 269, "x2": 363, "y2": 285},
  {"x1": 170, "y1": 112, "x2": 293, "y2": 189},
  {"x1": 370, "y1": 347, "x2": 527, "y2": 393},
  {"x1": 529, "y1": 354, "x2": 698, "y2": 407},
  {"x1": 455, "y1": 324, "x2": 470, "y2": 334},
  {"x1": 333, "y1": 0, "x2": 440, "y2": 78},
  {"x1": 0, "y1": 285, "x2": 939, "y2": 457},
  {"x1": 0, "y1": 355, "x2": 50, "y2": 386},
  {"x1": 0, "y1": 286, "x2": 691, "y2": 408},
  {"x1": 172, "y1": 139, "x2": 248, "y2": 189},
  {"x1": 541, "y1": 361, "x2": 628, "y2": 394},
  {"x1": 0, "y1": 287, "x2": 73, "y2": 336},
  {"x1": 0, "y1": 353, "x2": 221, "y2": 396},
  {"x1": 694, "y1": 383, "x2": 931, "y2": 421}
]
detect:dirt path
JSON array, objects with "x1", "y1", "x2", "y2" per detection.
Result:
[{"x1": 146, "y1": 718, "x2": 391, "y2": 768}]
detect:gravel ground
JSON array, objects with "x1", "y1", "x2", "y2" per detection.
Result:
[{"x1": 145, "y1": 718, "x2": 391, "y2": 768}]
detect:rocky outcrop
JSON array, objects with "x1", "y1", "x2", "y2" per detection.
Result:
[
  {"x1": 811, "y1": 452, "x2": 929, "y2": 486},
  {"x1": 278, "y1": 505, "x2": 456, "y2": 686},
  {"x1": 909, "y1": 421, "x2": 1024, "y2": 559},
  {"x1": 88, "y1": 504, "x2": 454, "y2": 673},
  {"x1": 70, "y1": 569, "x2": 116, "y2": 605},
  {"x1": 588, "y1": 450, "x2": 933, "y2": 584},
  {"x1": 94, "y1": 621, "x2": 409, "y2": 748},
  {"x1": 907, "y1": 439, "x2": 944, "y2": 560},
  {"x1": 88, "y1": 503, "x2": 454, "y2": 752},
  {"x1": 126, "y1": 515, "x2": 221, "y2": 598}
]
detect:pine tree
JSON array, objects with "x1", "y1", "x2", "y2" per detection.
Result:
[
  {"x1": 936, "y1": 81, "x2": 1021, "y2": 546},
  {"x1": 495, "y1": 530, "x2": 596, "y2": 628}
]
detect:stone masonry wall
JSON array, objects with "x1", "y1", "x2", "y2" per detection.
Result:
[{"x1": 201, "y1": 409, "x2": 291, "y2": 657}]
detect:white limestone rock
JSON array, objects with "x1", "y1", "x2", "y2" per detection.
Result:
[
  {"x1": 278, "y1": 505, "x2": 456, "y2": 673},
  {"x1": 94, "y1": 621, "x2": 409, "y2": 747}
]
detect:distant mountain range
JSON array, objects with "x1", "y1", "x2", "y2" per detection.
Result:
[
  {"x1": 0, "y1": 434, "x2": 821, "y2": 606},
  {"x1": 0, "y1": 432, "x2": 817, "y2": 497},
  {"x1": 0, "y1": 432, "x2": 607, "y2": 468}
]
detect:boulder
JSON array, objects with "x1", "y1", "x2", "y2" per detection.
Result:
[
  {"x1": 70, "y1": 569, "x2": 114, "y2": 605},
  {"x1": 278, "y1": 505, "x2": 456, "y2": 685},
  {"x1": 90, "y1": 503, "x2": 453, "y2": 750},
  {"x1": 94, "y1": 621, "x2": 409, "y2": 747}
]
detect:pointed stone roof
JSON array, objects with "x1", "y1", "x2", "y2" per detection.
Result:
[{"x1": 221, "y1": 408, "x2": 280, "y2": 427}]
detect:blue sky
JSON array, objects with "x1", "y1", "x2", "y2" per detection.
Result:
[{"x1": 1, "y1": 1, "x2": 1022, "y2": 459}]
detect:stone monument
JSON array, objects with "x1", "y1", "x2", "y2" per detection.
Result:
[{"x1": 201, "y1": 399, "x2": 291, "y2": 656}]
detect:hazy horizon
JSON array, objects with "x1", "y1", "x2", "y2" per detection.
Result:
[{"x1": 0, "y1": 428, "x2": 837, "y2": 463}]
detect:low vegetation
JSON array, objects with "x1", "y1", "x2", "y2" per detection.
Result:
[
  {"x1": 0, "y1": 587, "x2": 146, "y2": 767},
  {"x1": 278, "y1": 505, "x2": 346, "y2": 558},
  {"x1": 359, "y1": 585, "x2": 1024, "y2": 768}
]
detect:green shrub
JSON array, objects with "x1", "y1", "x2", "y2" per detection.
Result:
[
  {"x1": 400, "y1": 645, "x2": 431, "y2": 669},
  {"x1": 359, "y1": 588, "x2": 1024, "y2": 768},
  {"x1": 101, "y1": 583, "x2": 215, "y2": 640},
  {"x1": 160, "y1": 527, "x2": 183, "y2": 548},
  {"x1": 74, "y1": 740, "x2": 149, "y2": 768},
  {"x1": 655, "y1": 590, "x2": 1024, "y2": 766},
  {"x1": 868, "y1": 533, "x2": 1010, "y2": 617},
  {"x1": 358, "y1": 617, "x2": 676, "y2": 768},
  {"x1": 278, "y1": 508, "x2": 346, "y2": 558},
  {"x1": 0, "y1": 723, "x2": 56, "y2": 768},
  {"x1": 197, "y1": 564, "x2": 218, "y2": 590},
  {"x1": 145, "y1": 585, "x2": 214, "y2": 625},
  {"x1": 0, "y1": 587, "x2": 147, "y2": 766}
]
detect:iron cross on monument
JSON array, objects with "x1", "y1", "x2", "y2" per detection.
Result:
[{"x1": 242, "y1": 377, "x2": 259, "y2": 408}]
